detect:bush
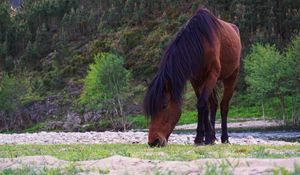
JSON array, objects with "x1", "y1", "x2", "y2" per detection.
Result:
[
  {"x1": 244, "y1": 44, "x2": 289, "y2": 97},
  {"x1": 285, "y1": 35, "x2": 300, "y2": 125},
  {"x1": 0, "y1": 73, "x2": 27, "y2": 111},
  {"x1": 80, "y1": 52, "x2": 132, "y2": 130},
  {"x1": 244, "y1": 42, "x2": 300, "y2": 125}
]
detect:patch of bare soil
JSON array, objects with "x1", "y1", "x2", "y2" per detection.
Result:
[{"x1": 1, "y1": 156, "x2": 300, "y2": 175}]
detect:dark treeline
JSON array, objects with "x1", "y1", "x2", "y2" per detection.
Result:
[{"x1": 1, "y1": 0, "x2": 299, "y2": 76}]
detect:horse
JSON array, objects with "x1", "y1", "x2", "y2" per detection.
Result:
[{"x1": 143, "y1": 8, "x2": 241, "y2": 147}]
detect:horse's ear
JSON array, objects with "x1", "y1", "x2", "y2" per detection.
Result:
[{"x1": 143, "y1": 79, "x2": 149, "y2": 87}]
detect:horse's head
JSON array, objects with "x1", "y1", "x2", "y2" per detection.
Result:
[{"x1": 145, "y1": 92, "x2": 182, "y2": 147}]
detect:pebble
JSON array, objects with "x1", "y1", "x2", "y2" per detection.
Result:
[{"x1": 0, "y1": 131, "x2": 298, "y2": 146}]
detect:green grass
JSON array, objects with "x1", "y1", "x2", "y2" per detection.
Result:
[
  {"x1": 23, "y1": 123, "x2": 44, "y2": 133},
  {"x1": 1, "y1": 144, "x2": 300, "y2": 161},
  {"x1": 129, "y1": 94, "x2": 300, "y2": 129},
  {"x1": 129, "y1": 107, "x2": 268, "y2": 129},
  {"x1": 0, "y1": 164, "x2": 86, "y2": 175},
  {"x1": 1, "y1": 158, "x2": 300, "y2": 175}
]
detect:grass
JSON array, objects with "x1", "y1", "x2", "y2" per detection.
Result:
[
  {"x1": 0, "y1": 164, "x2": 86, "y2": 175},
  {"x1": 1, "y1": 144, "x2": 300, "y2": 161},
  {"x1": 1, "y1": 159, "x2": 299, "y2": 175},
  {"x1": 129, "y1": 93, "x2": 300, "y2": 129},
  {"x1": 1, "y1": 144, "x2": 300, "y2": 175},
  {"x1": 129, "y1": 107, "x2": 269, "y2": 129}
]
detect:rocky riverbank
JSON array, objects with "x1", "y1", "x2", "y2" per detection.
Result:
[
  {"x1": 1, "y1": 120, "x2": 298, "y2": 146},
  {"x1": 0, "y1": 130, "x2": 299, "y2": 145}
]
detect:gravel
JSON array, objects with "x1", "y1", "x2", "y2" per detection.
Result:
[{"x1": 0, "y1": 131, "x2": 298, "y2": 145}]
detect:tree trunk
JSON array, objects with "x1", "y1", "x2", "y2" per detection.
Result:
[
  {"x1": 261, "y1": 99, "x2": 265, "y2": 121},
  {"x1": 117, "y1": 96, "x2": 126, "y2": 132},
  {"x1": 279, "y1": 95, "x2": 286, "y2": 124}
]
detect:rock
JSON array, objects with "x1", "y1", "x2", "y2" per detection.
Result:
[
  {"x1": 63, "y1": 112, "x2": 82, "y2": 131},
  {"x1": 83, "y1": 111, "x2": 103, "y2": 123},
  {"x1": 45, "y1": 121, "x2": 64, "y2": 130}
]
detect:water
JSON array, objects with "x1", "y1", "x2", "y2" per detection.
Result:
[{"x1": 173, "y1": 128, "x2": 300, "y2": 143}]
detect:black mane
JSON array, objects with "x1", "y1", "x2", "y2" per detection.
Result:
[{"x1": 143, "y1": 8, "x2": 220, "y2": 118}]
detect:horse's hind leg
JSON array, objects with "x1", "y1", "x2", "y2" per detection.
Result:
[{"x1": 220, "y1": 68, "x2": 239, "y2": 143}]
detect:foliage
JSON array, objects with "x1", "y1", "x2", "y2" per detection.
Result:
[
  {"x1": 34, "y1": 23, "x2": 51, "y2": 58},
  {"x1": 0, "y1": 73, "x2": 27, "y2": 111},
  {"x1": 244, "y1": 44, "x2": 288, "y2": 97},
  {"x1": 286, "y1": 35, "x2": 300, "y2": 93},
  {"x1": 80, "y1": 52, "x2": 132, "y2": 130},
  {"x1": 244, "y1": 41, "x2": 300, "y2": 125}
]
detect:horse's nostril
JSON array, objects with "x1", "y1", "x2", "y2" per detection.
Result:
[{"x1": 148, "y1": 138, "x2": 160, "y2": 147}]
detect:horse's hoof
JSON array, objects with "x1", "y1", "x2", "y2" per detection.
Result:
[
  {"x1": 222, "y1": 140, "x2": 230, "y2": 144},
  {"x1": 204, "y1": 139, "x2": 216, "y2": 145},
  {"x1": 194, "y1": 136, "x2": 204, "y2": 145},
  {"x1": 194, "y1": 138, "x2": 204, "y2": 146},
  {"x1": 194, "y1": 142, "x2": 205, "y2": 146},
  {"x1": 221, "y1": 138, "x2": 230, "y2": 144},
  {"x1": 204, "y1": 134, "x2": 216, "y2": 145},
  {"x1": 221, "y1": 135, "x2": 230, "y2": 144}
]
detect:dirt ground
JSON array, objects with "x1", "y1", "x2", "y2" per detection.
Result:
[{"x1": 1, "y1": 155, "x2": 300, "y2": 175}]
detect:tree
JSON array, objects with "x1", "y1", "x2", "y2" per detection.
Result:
[
  {"x1": 286, "y1": 35, "x2": 300, "y2": 92},
  {"x1": 0, "y1": 73, "x2": 26, "y2": 111},
  {"x1": 21, "y1": 41, "x2": 38, "y2": 69},
  {"x1": 244, "y1": 44, "x2": 291, "y2": 120},
  {"x1": 0, "y1": 2, "x2": 11, "y2": 42},
  {"x1": 285, "y1": 35, "x2": 300, "y2": 125},
  {"x1": 34, "y1": 23, "x2": 52, "y2": 57},
  {"x1": 0, "y1": 41, "x2": 8, "y2": 72},
  {"x1": 80, "y1": 52, "x2": 132, "y2": 131}
]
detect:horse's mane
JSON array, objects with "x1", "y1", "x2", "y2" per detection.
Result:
[{"x1": 143, "y1": 8, "x2": 220, "y2": 118}]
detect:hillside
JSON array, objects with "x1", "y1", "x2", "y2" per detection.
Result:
[{"x1": 0, "y1": 0, "x2": 300, "y2": 132}]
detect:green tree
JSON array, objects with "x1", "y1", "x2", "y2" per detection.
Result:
[
  {"x1": 0, "y1": 73, "x2": 27, "y2": 111},
  {"x1": 0, "y1": 41, "x2": 8, "y2": 72},
  {"x1": 285, "y1": 35, "x2": 300, "y2": 125},
  {"x1": 0, "y1": 2, "x2": 11, "y2": 43},
  {"x1": 21, "y1": 41, "x2": 38, "y2": 69},
  {"x1": 286, "y1": 35, "x2": 300, "y2": 92},
  {"x1": 34, "y1": 23, "x2": 52, "y2": 58},
  {"x1": 80, "y1": 53, "x2": 132, "y2": 131},
  {"x1": 244, "y1": 44, "x2": 291, "y2": 120}
]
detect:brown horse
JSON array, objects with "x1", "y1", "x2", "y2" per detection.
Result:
[{"x1": 143, "y1": 8, "x2": 241, "y2": 147}]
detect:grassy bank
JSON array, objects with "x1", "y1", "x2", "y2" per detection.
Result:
[
  {"x1": 1, "y1": 144, "x2": 300, "y2": 161},
  {"x1": 129, "y1": 93, "x2": 300, "y2": 129}
]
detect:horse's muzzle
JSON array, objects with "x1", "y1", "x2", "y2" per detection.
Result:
[{"x1": 148, "y1": 137, "x2": 167, "y2": 147}]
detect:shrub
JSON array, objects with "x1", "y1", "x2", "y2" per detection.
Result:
[
  {"x1": 244, "y1": 42, "x2": 300, "y2": 124},
  {"x1": 80, "y1": 52, "x2": 132, "y2": 130},
  {"x1": 285, "y1": 35, "x2": 300, "y2": 125},
  {"x1": 0, "y1": 73, "x2": 27, "y2": 111},
  {"x1": 244, "y1": 44, "x2": 289, "y2": 98}
]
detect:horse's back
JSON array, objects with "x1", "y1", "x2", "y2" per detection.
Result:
[{"x1": 218, "y1": 20, "x2": 241, "y2": 80}]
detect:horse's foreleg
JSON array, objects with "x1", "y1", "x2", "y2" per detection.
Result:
[
  {"x1": 221, "y1": 68, "x2": 239, "y2": 143},
  {"x1": 192, "y1": 72, "x2": 218, "y2": 145},
  {"x1": 209, "y1": 89, "x2": 218, "y2": 140},
  {"x1": 191, "y1": 81, "x2": 205, "y2": 145}
]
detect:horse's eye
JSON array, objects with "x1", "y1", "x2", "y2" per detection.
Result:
[{"x1": 162, "y1": 103, "x2": 167, "y2": 110}]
